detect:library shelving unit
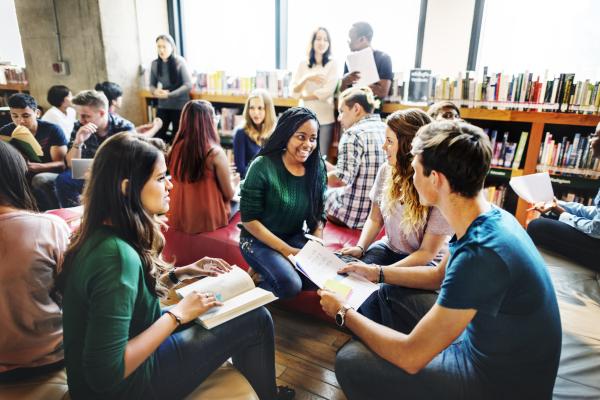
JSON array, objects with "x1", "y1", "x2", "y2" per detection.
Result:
[
  {"x1": 0, "y1": 83, "x2": 30, "y2": 124},
  {"x1": 141, "y1": 90, "x2": 600, "y2": 226}
]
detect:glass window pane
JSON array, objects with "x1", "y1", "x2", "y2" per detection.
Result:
[
  {"x1": 477, "y1": 0, "x2": 600, "y2": 80},
  {"x1": 180, "y1": 0, "x2": 275, "y2": 75},
  {"x1": 0, "y1": 0, "x2": 25, "y2": 67},
  {"x1": 287, "y1": 0, "x2": 421, "y2": 78}
]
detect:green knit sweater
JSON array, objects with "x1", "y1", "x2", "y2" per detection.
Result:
[{"x1": 240, "y1": 155, "x2": 325, "y2": 236}]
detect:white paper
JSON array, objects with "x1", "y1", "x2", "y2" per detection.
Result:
[
  {"x1": 291, "y1": 241, "x2": 378, "y2": 309},
  {"x1": 346, "y1": 47, "x2": 380, "y2": 87},
  {"x1": 509, "y1": 172, "x2": 554, "y2": 203}
]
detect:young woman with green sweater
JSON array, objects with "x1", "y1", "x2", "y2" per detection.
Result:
[
  {"x1": 240, "y1": 107, "x2": 326, "y2": 300},
  {"x1": 56, "y1": 134, "x2": 294, "y2": 400}
]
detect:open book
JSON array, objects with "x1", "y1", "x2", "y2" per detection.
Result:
[
  {"x1": 290, "y1": 241, "x2": 378, "y2": 309},
  {"x1": 175, "y1": 266, "x2": 277, "y2": 329},
  {"x1": 0, "y1": 125, "x2": 43, "y2": 162}
]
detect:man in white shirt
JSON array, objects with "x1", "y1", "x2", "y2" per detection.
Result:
[{"x1": 42, "y1": 85, "x2": 76, "y2": 141}]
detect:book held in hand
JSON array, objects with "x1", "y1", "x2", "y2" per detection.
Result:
[
  {"x1": 290, "y1": 241, "x2": 378, "y2": 309},
  {"x1": 0, "y1": 125, "x2": 43, "y2": 162},
  {"x1": 175, "y1": 266, "x2": 277, "y2": 329}
]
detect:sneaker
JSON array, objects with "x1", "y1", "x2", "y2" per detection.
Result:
[{"x1": 276, "y1": 385, "x2": 295, "y2": 400}]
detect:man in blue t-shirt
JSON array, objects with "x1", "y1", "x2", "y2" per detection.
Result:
[
  {"x1": 0, "y1": 93, "x2": 67, "y2": 210},
  {"x1": 319, "y1": 120, "x2": 562, "y2": 399},
  {"x1": 341, "y1": 21, "x2": 393, "y2": 106},
  {"x1": 55, "y1": 90, "x2": 135, "y2": 207}
]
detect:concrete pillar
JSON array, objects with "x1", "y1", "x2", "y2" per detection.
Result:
[{"x1": 14, "y1": 0, "x2": 168, "y2": 125}]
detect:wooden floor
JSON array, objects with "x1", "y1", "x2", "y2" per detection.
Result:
[{"x1": 269, "y1": 305, "x2": 350, "y2": 400}]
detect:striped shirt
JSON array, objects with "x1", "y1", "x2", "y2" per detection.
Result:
[{"x1": 326, "y1": 114, "x2": 386, "y2": 228}]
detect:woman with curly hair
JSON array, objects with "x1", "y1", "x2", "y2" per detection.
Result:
[{"x1": 339, "y1": 109, "x2": 453, "y2": 270}]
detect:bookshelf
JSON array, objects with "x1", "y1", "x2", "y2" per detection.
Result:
[{"x1": 141, "y1": 91, "x2": 600, "y2": 226}]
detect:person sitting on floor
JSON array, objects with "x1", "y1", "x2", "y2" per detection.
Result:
[
  {"x1": 41, "y1": 84, "x2": 76, "y2": 141},
  {"x1": 0, "y1": 93, "x2": 67, "y2": 211},
  {"x1": 167, "y1": 100, "x2": 239, "y2": 234},
  {"x1": 320, "y1": 120, "x2": 562, "y2": 399},
  {"x1": 325, "y1": 86, "x2": 386, "y2": 229},
  {"x1": 0, "y1": 141, "x2": 70, "y2": 382},
  {"x1": 55, "y1": 133, "x2": 294, "y2": 400},
  {"x1": 55, "y1": 90, "x2": 135, "y2": 208},
  {"x1": 527, "y1": 122, "x2": 600, "y2": 272},
  {"x1": 240, "y1": 107, "x2": 325, "y2": 300},
  {"x1": 95, "y1": 81, "x2": 163, "y2": 137},
  {"x1": 233, "y1": 89, "x2": 276, "y2": 179},
  {"x1": 427, "y1": 100, "x2": 461, "y2": 121},
  {"x1": 338, "y1": 109, "x2": 452, "y2": 269}
]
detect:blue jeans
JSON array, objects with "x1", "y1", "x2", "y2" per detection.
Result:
[
  {"x1": 55, "y1": 169, "x2": 84, "y2": 208},
  {"x1": 143, "y1": 307, "x2": 277, "y2": 400},
  {"x1": 361, "y1": 240, "x2": 408, "y2": 266},
  {"x1": 337, "y1": 285, "x2": 488, "y2": 399},
  {"x1": 240, "y1": 232, "x2": 317, "y2": 300},
  {"x1": 31, "y1": 172, "x2": 59, "y2": 211}
]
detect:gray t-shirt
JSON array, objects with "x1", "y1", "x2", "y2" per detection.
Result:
[
  {"x1": 369, "y1": 163, "x2": 453, "y2": 263},
  {"x1": 150, "y1": 55, "x2": 192, "y2": 110}
]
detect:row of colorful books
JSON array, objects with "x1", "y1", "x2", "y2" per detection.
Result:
[
  {"x1": 483, "y1": 129, "x2": 529, "y2": 169},
  {"x1": 483, "y1": 185, "x2": 507, "y2": 208},
  {"x1": 559, "y1": 191, "x2": 597, "y2": 206},
  {"x1": 194, "y1": 70, "x2": 293, "y2": 98},
  {"x1": 537, "y1": 132, "x2": 599, "y2": 172},
  {"x1": 218, "y1": 107, "x2": 243, "y2": 135},
  {"x1": 0, "y1": 65, "x2": 27, "y2": 85},
  {"x1": 389, "y1": 69, "x2": 600, "y2": 113}
]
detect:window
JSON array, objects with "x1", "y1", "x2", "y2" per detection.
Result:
[
  {"x1": 287, "y1": 0, "x2": 421, "y2": 78},
  {"x1": 0, "y1": 0, "x2": 25, "y2": 67},
  {"x1": 477, "y1": 0, "x2": 600, "y2": 80},
  {"x1": 180, "y1": 0, "x2": 275, "y2": 75}
]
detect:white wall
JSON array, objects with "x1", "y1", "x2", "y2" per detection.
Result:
[
  {"x1": 0, "y1": 0, "x2": 25, "y2": 66},
  {"x1": 420, "y1": 0, "x2": 475, "y2": 77}
]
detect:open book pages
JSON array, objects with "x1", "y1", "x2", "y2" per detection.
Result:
[
  {"x1": 175, "y1": 266, "x2": 277, "y2": 329},
  {"x1": 0, "y1": 125, "x2": 43, "y2": 162},
  {"x1": 290, "y1": 241, "x2": 378, "y2": 309},
  {"x1": 509, "y1": 172, "x2": 554, "y2": 203}
]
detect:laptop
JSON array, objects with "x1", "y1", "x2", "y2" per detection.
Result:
[{"x1": 71, "y1": 158, "x2": 93, "y2": 179}]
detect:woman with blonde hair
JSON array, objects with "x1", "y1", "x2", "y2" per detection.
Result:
[
  {"x1": 233, "y1": 89, "x2": 276, "y2": 178},
  {"x1": 339, "y1": 108, "x2": 453, "y2": 271}
]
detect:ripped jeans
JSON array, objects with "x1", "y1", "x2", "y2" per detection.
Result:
[{"x1": 239, "y1": 232, "x2": 317, "y2": 300}]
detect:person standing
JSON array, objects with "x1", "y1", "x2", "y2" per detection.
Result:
[
  {"x1": 150, "y1": 34, "x2": 193, "y2": 144},
  {"x1": 292, "y1": 27, "x2": 338, "y2": 159}
]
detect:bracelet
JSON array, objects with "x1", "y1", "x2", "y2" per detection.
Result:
[
  {"x1": 168, "y1": 269, "x2": 180, "y2": 285},
  {"x1": 165, "y1": 310, "x2": 182, "y2": 326},
  {"x1": 72, "y1": 142, "x2": 84, "y2": 150},
  {"x1": 378, "y1": 265, "x2": 384, "y2": 284},
  {"x1": 356, "y1": 244, "x2": 365, "y2": 257}
]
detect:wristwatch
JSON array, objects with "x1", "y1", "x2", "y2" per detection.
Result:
[
  {"x1": 168, "y1": 269, "x2": 180, "y2": 285},
  {"x1": 335, "y1": 304, "x2": 353, "y2": 327}
]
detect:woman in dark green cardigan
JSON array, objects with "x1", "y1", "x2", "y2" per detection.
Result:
[
  {"x1": 56, "y1": 134, "x2": 293, "y2": 400},
  {"x1": 240, "y1": 107, "x2": 326, "y2": 300}
]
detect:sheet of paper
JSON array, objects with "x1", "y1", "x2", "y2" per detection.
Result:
[
  {"x1": 509, "y1": 172, "x2": 554, "y2": 203},
  {"x1": 346, "y1": 47, "x2": 380, "y2": 87},
  {"x1": 292, "y1": 241, "x2": 378, "y2": 309}
]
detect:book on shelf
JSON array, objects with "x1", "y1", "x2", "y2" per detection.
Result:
[
  {"x1": 289, "y1": 240, "x2": 378, "y2": 309},
  {"x1": 407, "y1": 69, "x2": 432, "y2": 103},
  {"x1": 195, "y1": 70, "x2": 292, "y2": 98},
  {"x1": 175, "y1": 266, "x2": 277, "y2": 329},
  {"x1": 536, "y1": 130, "x2": 600, "y2": 177},
  {"x1": 0, "y1": 125, "x2": 43, "y2": 162},
  {"x1": 0, "y1": 65, "x2": 28, "y2": 85},
  {"x1": 484, "y1": 129, "x2": 528, "y2": 169},
  {"x1": 484, "y1": 185, "x2": 508, "y2": 208},
  {"x1": 559, "y1": 191, "x2": 596, "y2": 206}
]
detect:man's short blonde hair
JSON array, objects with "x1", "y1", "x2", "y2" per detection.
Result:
[{"x1": 72, "y1": 90, "x2": 109, "y2": 111}]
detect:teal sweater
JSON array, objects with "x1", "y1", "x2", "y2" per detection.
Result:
[
  {"x1": 240, "y1": 155, "x2": 325, "y2": 236},
  {"x1": 62, "y1": 227, "x2": 161, "y2": 399}
]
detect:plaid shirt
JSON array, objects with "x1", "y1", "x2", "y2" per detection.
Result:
[{"x1": 326, "y1": 114, "x2": 386, "y2": 228}]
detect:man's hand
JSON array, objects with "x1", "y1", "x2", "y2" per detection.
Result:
[
  {"x1": 342, "y1": 71, "x2": 361, "y2": 88},
  {"x1": 26, "y1": 161, "x2": 44, "y2": 174},
  {"x1": 318, "y1": 289, "x2": 345, "y2": 318},
  {"x1": 530, "y1": 197, "x2": 565, "y2": 215},
  {"x1": 74, "y1": 123, "x2": 98, "y2": 145}
]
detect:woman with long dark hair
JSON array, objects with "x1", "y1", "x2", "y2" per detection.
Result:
[
  {"x1": 167, "y1": 100, "x2": 237, "y2": 233},
  {"x1": 240, "y1": 107, "x2": 326, "y2": 300},
  {"x1": 150, "y1": 34, "x2": 192, "y2": 144},
  {"x1": 338, "y1": 108, "x2": 452, "y2": 285},
  {"x1": 56, "y1": 134, "x2": 293, "y2": 399},
  {"x1": 0, "y1": 141, "x2": 70, "y2": 381},
  {"x1": 291, "y1": 27, "x2": 338, "y2": 159}
]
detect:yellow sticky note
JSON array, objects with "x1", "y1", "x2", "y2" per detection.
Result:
[{"x1": 324, "y1": 279, "x2": 353, "y2": 300}]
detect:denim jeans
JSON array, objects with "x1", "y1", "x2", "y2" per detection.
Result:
[
  {"x1": 361, "y1": 240, "x2": 408, "y2": 266},
  {"x1": 143, "y1": 307, "x2": 277, "y2": 400},
  {"x1": 31, "y1": 172, "x2": 59, "y2": 211},
  {"x1": 55, "y1": 169, "x2": 84, "y2": 208},
  {"x1": 337, "y1": 285, "x2": 488, "y2": 399},
  {"x1": 240, "y1": 232, "x2": 317, "y2": 300}
]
